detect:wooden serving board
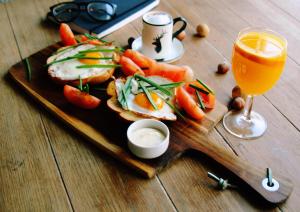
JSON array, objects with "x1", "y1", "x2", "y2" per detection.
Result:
[
  {"x1": 9, "y1": 43, "x2": 293, "y2": 204},
  {"x1": 9, "y1": 42, "x2": 227, "y2": 177}
]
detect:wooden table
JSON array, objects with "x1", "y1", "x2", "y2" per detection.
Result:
[{"x1": 1, "y1": 0, "x2": 300, "y2": 211}]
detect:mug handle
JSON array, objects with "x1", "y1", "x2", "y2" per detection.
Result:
[{"x1": 172, "y1": 17, "x2": 187, "y2": 39}]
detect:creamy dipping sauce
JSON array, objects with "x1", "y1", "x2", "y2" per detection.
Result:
[{"x1": 131, "y1": 128, "x2": 165, "y2": 147}]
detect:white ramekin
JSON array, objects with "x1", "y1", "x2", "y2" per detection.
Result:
[{"x1": 127, "y1": 119, "x2": 170, "y2": 159}]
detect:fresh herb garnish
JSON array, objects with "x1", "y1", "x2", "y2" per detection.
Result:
[
  {"x1": 120, "y1": 88, "x2": 128, "y2": 109},
  {"x1": 139, "y1": 81, "x2": 158, "y2": 110},
  {"x1": 134, "y1": 74, "x2": 172, "y2": 96},
  {"x1": 84, "y1": 84, "x2": 89, "y2": 93},
  {"x1": 78, "y1": 75, "x2": 83, "y2": 90},
  {"x1": 78, "y1": 47, "x2": 123, "y2": 54},
  {"x1": 196, "y1": 79, "x2": 214, "y2": 94},
  {"x1": 143, "y1": 82, "x2": 183, "y2": 91},
  {"x1": 124, "y1": 76, "x2": 133, "y2": 94},
  {"x1": 84, "y1": 33, "x2": 109, "y2": 44},
  {"x1": 196, "y1": 90, "x2": 205, "y2": 110},
  {"x1": 76, "y1": 64, "x2": 121, "y2": 69},
  {"x1": 24, "y1": 58, "x2": 31, "y2": 82},
  {"x1": 189, "y1": 84, "x2": 209, "y2": 95},
  {"x1": 80, "y1": 57, "x2": 112, "y2": 60},
  {"x1": 47, "y1": 54, "x2": 113, "y2": 66},
  {"x1": 118, "y1": 77, "x2": 133, "y2": 109},
  {"x1": 77, "y1": 75, "x2": 90, "y2": 93},
  {"x1": 47, "y1": 56, "x2": 77, "y2": 66},
  {"x1": 165, "y1": 100, "x2": 186, "y2": 120}
]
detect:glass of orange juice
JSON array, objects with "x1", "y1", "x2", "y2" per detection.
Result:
[{"x1": 223, "y1": 27, "x2": 287, "y2": 139}]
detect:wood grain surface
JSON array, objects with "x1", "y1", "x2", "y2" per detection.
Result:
[
  {"x1": 1, "y1": 0, "x2": 300, "y2": 211},
  {"x1": 0, "y1": 2, "x2": 72, "y2": 211}
]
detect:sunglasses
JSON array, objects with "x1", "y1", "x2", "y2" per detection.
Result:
[{"x1": 50, "y1": 1, "x2": 117, "y2": 23}]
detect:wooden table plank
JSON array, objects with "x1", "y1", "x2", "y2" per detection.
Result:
[
  {"x1": 5, "y1": 0, "x2": 61, "y2": 57},
  {"x1": 269, "y1": 0, "x2": 300, "y2": 23},
  {"x1": 0, "y1": 3, "x2": 72, "y2": 211},
  {"x1": 4, "y1": 0, "x2": 177, "y2": 210}
]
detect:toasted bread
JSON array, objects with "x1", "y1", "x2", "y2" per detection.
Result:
[
  {"x1": 106, "y1": 80, "x2": 141, "y2": 122},
  {"x1": 107, "y1": 97, "x2": 144, "y2": 122},
  {"x1": 47, "y1": 44, "x2": 116, "y2": 86}
]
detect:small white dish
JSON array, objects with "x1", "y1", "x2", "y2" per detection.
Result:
[
  {"x1": 127, "y1": 119, "x2": 170, "y2": 159},
  {"x1": 131, "y1": 36, "x2": 184, "y2": 63}
]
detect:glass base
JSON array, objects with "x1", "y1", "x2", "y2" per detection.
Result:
[{"x1": 223, "y1": 110, "x2": 267, "y2": 139}]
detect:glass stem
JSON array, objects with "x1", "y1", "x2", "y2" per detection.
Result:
[{"x1": 243, "y1": 95, "x2": 254, "y2": 120}]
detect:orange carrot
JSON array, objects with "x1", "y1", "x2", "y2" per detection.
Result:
[
  {"x1": 123, "y1": 49, "x2": 156, "y2": 68},
  {"x1": 123, "y1": 49, "x2": 194, "y2": 82},
  {"x1": 176, "y1": 86, "x2": 205, "y2": 120},
  {"x1": 145, "y1": 63, "x2": 193, "y2": 82},
  {"x1": 119, "y1": 56, "x2": 145, "y2": 76}
]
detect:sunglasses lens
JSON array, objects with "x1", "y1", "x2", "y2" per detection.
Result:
[
  {"x1": 87, "y1": 2, "x2": 115, "y2": 21},
  {"x1": 53, "y1": 3, "x2": 79, "y2": 22}
]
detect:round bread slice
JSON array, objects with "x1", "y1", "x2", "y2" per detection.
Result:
[{"x1": 47, "y1": 44, "x2": 116, "y2": 86}]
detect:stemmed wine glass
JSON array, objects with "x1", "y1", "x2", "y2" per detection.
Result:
[{"x1": 223, "y1": 27, "x2": 287, "y2": 139}]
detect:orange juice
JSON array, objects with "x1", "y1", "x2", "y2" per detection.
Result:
[{"x1": 232, "y1": 31, "x2": 287, "y2": 95}]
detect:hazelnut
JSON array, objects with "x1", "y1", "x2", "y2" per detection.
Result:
[
  {"x1": 232, "y1": 85, "x2": 241, "y2": 98},
  {"x1": 196, "y1": 24, "x2": 210, "y2": 37},
  {"x1": 217, "y1": 63, "x2": 229, "y2": 74},
  {"x1": 176, "y1": 31, "x2": 186, "y2": 41},
  {"x1": 231, "y1": 97, "x2": 245, "y2": 111}
]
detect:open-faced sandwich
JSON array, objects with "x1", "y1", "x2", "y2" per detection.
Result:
[
  {"x1": 47, "y1": 43, "x2": 117, "y2": 85},
  {"x1": 45, "y1": 24, "x2": 122, "y2": 109},
  {"x1": 107, "y1": 75, "x2": 179, "y2": 121},
  {"x1": 47, "y1": 24, "x2": 119, "y2": 86}
]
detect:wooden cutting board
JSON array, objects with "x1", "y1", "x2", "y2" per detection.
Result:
[
  {"x1": 9, "y1": 43, "x2": 293, "y2": 204},
  {"x1": 8, "y1": 42, "x2": 227, "y2": 177}
]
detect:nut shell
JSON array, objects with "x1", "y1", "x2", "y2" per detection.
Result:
[
  {"x1": 176, "y1": 31, "x2": 186, "y2": 41},
  {"x1": 231, "y1": 97, "x2": 245, "y2": 111},
  {"x1": 232, "y1": 85, "x2": 241, "y2": 98},
  {"x1": 217, "y1": 63, "x2": 229, "y2": 74},
  {"x1": 196, "y1": 24, "x2": 210, "y2": 37}
]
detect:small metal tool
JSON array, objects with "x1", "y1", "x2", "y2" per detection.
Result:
[{"x1": 207, "y1": 172, "x2": 237, "y2": 190}]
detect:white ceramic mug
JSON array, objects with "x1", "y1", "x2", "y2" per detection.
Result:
[{"x1": 141, "y1": 11, "x2": 187, "y2": 60}]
